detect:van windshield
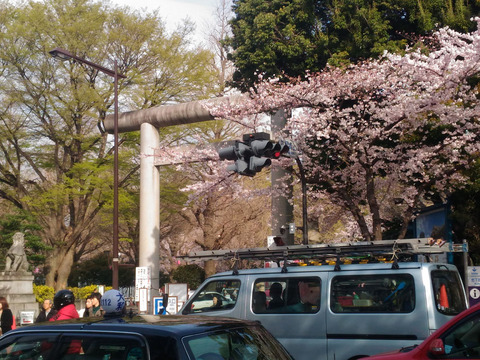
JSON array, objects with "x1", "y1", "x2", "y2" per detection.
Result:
[
  {"x1": 184, "y1": 280, "x2": 241, "y2": 314},
  {"x1": 432, "y1": 270, "x2": 467, "y2": 315},
  {"x1": 331, "y1": 274, "x2": 415, "y2": 313}
]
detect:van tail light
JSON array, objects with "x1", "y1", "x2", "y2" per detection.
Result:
[{"x1": 429, "y1": 339, "x2": 445, "y2": 356}]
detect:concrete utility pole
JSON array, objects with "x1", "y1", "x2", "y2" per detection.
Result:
[{"x1": 271, "y1": 110, "x2": 295, "y2": 245}]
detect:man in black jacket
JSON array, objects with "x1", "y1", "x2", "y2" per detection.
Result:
[{"x1": 35, "y1": 299, "x2": 57, "y2": 323}]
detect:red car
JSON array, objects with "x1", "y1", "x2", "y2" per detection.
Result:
[{"x1": 363, "y1": 302, "x2": 480, "y2": 359}]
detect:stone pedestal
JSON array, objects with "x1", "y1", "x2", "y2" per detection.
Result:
[{"x1": 0, "y1": 271, "x2": 38, "y2": 325}]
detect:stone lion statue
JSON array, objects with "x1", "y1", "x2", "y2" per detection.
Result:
[{"x1": 5, "y1": 232, "x2": 29, "y2": 272}]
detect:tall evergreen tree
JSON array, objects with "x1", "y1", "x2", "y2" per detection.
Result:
[
  {"x1": 227, "y1": 0, "x2": 327, "y2": 90},
  {"x1": 227, "y1": 0, "x2": 480, "y2": 89}
]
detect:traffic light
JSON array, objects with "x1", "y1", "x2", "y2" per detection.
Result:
[
  {"x1": 218, "y1": 141, "x2": 253, "y2": 176},
  {"x1": 271, "y1": 141, "x2": 290, "y2": 159},
  {"x1": 218, "y1": 133, "x2": 289, "y2": 176}
]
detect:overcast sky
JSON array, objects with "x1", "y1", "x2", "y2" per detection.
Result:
[{"x1": 110, "y1": 0, "x2": 219, "y2": 44}]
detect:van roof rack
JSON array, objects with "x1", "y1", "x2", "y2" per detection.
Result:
[{"x1": 178, "y1": 238, "x2": 467, "y2": 263}]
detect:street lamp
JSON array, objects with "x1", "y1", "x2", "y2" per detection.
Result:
[{"x1": 49, "y1": 47, "x2": 126, "y2": 289}]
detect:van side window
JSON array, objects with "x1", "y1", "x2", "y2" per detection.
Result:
[
  {"x1": 432, "y1": 270, "x2": 467, "y2": 315},
  {"x1": 331, "y1": 274, "x2": 415, "y2": 313},
  {"x1": 184, "y1": 280, "x2": 240, "y2": 314},
  {"x1": 253, "y1": 277, "x2": 321, "y2": 314}
]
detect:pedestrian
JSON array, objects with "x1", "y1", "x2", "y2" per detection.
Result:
[
  {"x1": 0, "y1": 297, "x2": 13, "y2": 334},
  {"x1": 50, "y1": 290, "x2": 79, "y2": 321},
  {"x1": 90, "y1": 292, "x2": 105, "y2": 317},
  {"x1": 82, "y1": 295, "x2": 93, "y2": 318},
  {"x1": 36, "y1": 299, "x2": 57, "y2": 323}
]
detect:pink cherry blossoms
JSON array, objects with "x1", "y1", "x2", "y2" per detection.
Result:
[{"x1": 197, "y1": 19, "x2": 480, "y2": 241}]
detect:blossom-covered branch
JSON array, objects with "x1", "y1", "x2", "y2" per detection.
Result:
[{"x1": 196, "y1": 20, "x2": 480, "y2": 241}]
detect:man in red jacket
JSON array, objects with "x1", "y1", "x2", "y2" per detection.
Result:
[{"x1": 50, "y1": 290, "x2": 79, "y2": 321}]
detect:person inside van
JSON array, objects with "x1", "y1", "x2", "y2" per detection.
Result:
[
  {"x1": 253, "y1": 291, "x2": 267, "y2": 312},
  {"x1": 288, "y1": 281, "x2": 320, "y2": 313},
  {"x1": 268, "y1": 283, "x2": 284, "y2": 310}
]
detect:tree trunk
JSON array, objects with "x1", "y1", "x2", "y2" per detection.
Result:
[
  {"x1": 340, "y1": 191, "x2": 372, "y2": 241},
  {"x1": 45, "y1": 246, "x2": 75, "y2": 291},
  {"x1": 365, "y1": 167, "x2": 383, "y2": 240},
  {"x1": 399, "y1": 205, "x2": 416, "y2": 239},
  {"x1": 204, "y1": 260, "x2": 216, "y2": 278},
  {"x1": 203, "y1": 201, "x2": 218, "y2": 278}
]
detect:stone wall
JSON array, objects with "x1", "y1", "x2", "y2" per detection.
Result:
[{"x1": 0, "y1": 271, "x2": 39, "y2": 326}]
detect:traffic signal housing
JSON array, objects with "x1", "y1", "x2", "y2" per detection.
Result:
[
  {"x1": 217, "y1": 133, "x2": 289, "y2": 176},
  {"x1": 218, "y1": 141, "x2": 252, "y2": 176},
  {"x1": 271, "y1": 141, "x2": 290, "y2": 159}
]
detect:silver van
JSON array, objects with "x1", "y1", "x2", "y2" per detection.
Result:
[{"x1": 180, "y1": 262, "x2": 467, "y2": 360}]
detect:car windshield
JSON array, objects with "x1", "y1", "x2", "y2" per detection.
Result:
[{"x1": 183, "y1": 325, "x2": 292, "y2": 360}]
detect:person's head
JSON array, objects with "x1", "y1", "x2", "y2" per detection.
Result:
[
  {"x1": 91, "y1": 292, "x2": 102, "y2": 307},
  {"x1": 270, "y1": 283, "x2": 283, "y2": 298},
  {"x1": 0, "y1": 297, "x2": 9, "y2": 310},
  {"x1": 212, "y1": 296, "x2": 222, "y2": 307},
  {"x1": 42, "y1": 299, "x2": 53, "y2": 311},
  {"x1": 85, "y1": 296, "x2": 93, "y2": 309},
  {"x1": 53, "y1": 290, "x2": 75, "y2": 310},
  {"x1": 298, "y1": 281, "x2": 320, "y2": 305}
]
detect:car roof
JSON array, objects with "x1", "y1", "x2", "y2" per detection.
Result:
[{"x1": 7, "y1": 315, "x2": 261, "y2": 338}]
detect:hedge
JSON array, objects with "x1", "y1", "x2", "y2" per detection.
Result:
[{"x1": 33, "y1": 284, "x2": 112, "y2": 304}]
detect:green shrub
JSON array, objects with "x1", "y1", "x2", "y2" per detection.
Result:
[
  {"x1": 171, "y1": 264, "x2": 205, "y2": 290},
  {"x1": 33, "y1": 284, "x2": 55, "y2": 303},
  {"x1": 71, "y1": 286, "x2": 113, "y2": 300},
  {"x1": 33, "y1": 284, "x2": 112, "y2": 303}
]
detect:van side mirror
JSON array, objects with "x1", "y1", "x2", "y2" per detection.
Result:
[{"x1": 429, "y1": 338, "x2": 446, "y2": 356}]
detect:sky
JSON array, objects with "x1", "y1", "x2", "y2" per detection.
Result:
[{"x1": 111, "y1": 0, "x2": 219, "y2": 44}]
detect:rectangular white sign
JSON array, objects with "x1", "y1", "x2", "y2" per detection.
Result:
[
  {"x1": 135, "y1": 266, "x2": 151, "y2": 301},
  {"x1": 166, "y1": 296, "x2": 178, "y2": 315},
  {"x1": 139, "y1": 288, "x2": 148, "y2": 313}
]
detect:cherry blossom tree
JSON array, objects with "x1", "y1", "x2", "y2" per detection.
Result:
[{"x1": 199, "y1": 20, "x2": 480, "y2": 241}]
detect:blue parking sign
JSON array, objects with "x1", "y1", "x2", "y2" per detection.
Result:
[{"x1": 153, "y1": 297, "x2": 166, "y2": 315}]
